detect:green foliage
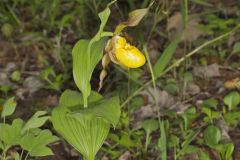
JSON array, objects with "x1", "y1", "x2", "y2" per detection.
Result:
[
  {"x1": 52, "y1": 90, "x2": 120, "y2": 160},
  {"x1": 201, "y1": 98, "x2": 221, "y2": 123},
  {"x1": 203, "y1": 125, "x2": 221, "y2": 147},
  {"x1": 142, "y1": 119, "x2": 159, "y2": 135},
  {"x1": 0, "y1": 98, "x2": 58, "y2": 160},
  {"x1": 141, "y1": 119, "x2": 159, "y2": 151},
  {"x1": 153, "y1": 36, "x2": 180, "y2": 78},
  {"x1": 20, "y1": 129, "x2": 58, "y2": 157},
  {"x1": 0, "y1": 119, "x2": 23, "y2": 151},
  {"x1": 216, "y1": 143, "x2": 234, "y2": 160},
  {"x1": 1, "y1": 23, "x2": 13, "y2": 37},
  {"x1": 21, "y1": 111, "x2": 50, "y2": 134},
  {"x1": 182, "y1": 107, "x2": 197, "y2": 130},
  {"x1": 1, "y1": 97, "x2": 16, "y2": 119},
  {"x1": 10, "y1": 70, "x2": 21, "y2": 82},
  {"x1": 72, "y1": 39, "x2": 107, "y2": 107},
  {"x1": 163, "y1": 78, "x2": 179, "y2": 95},
  {"x1": 72, "y1": 3, "x2": 112, "y2": 107},
  {"x1": 224, "y1": 91, "x2": 240, "y2": 111},
  {"x1": 40, "y1": 66, "x2": 66, "y2": 91},
  {"x1": 232, "y1": 42, "x2": 240, "y2": 54},
  {"x1": 158, "y1": 121, "x2": 167, "y2": 160}
]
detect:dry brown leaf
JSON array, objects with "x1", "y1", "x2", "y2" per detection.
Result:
[
  {"x1": 43, "y1": 94, "x2": 59, "y2": 107},
  {"x1": 114, "y1": 4, "x2": 151, "y2": 34},
  {"x1": 136, "y1": 104, "x2": 155, "y2": 120},
  {"x1": 23, "y1": 76, "x2": 44, "y2": 94},
  {"x1": 118, "y1": 151, "x2": 131, "y2": 160},
  {"x1": 217, "y1": 119, "x2": 230, "y2": 140},
  {"x1": 167, "y1": 12, "x2": 204, "y2": 42},
  {"x1": 167, "y1": 12, "x2": 182, "y2": 32},
  {"x1": 186, "y1": 83, "x2": 201, "y2": 95},
  {"x1": 125, "y1": 8, "x2": 149, "y2": 27},
  {"x1": 142, "y1": 87, "x2": 175, "y2": 108},
  {"x1": 193, "y1": 63, "x2": 221, "y2": 78}
]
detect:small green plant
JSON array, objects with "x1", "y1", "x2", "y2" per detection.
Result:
[
  {"x1": 0, "y1": 97, "x2": 58, "y2": 160},
  {"x1": 141, "y1": 119, "x2": 159, "y2": 152}
]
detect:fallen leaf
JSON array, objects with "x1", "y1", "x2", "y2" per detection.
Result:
[
  {"x1": 186, "y1": 83, "x2": 200, "y2": 95},
  {"x1": 118, "y1": 151, "x2": 131, "y2": 160},
  {"x1": 193, "y1": 63, "x2": 220, "y2": 78},
  {"x1": 167, "y1": 12, "x2": 204, "y2": 42},
  {"x1": 170, "y1": 102, "x2": 192, "y2": 115},
  {"x1": 23, "y1": 76, "x2": 44, "y2": 94},
  {"x1": 142, "y1": 87, "x2": 175, "y2": 108},
  {"x1": 0, "y1": 72, "x2": 12, "y2": 86},
  {"x1": 217, "y1": 119, "x2": 230, "y2": 140},
  {"x1": 136, "y1": 104, "x2": 155, "y2": 120},
  {"x1": 43, "y1": 94, "x2": 59, "y2": 107}
]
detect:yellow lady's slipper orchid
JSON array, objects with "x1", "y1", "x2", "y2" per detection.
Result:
[
  {"x1": 115, "y1": 43, "x2": 146, "y2": 68},
  {"x1": 110, "y1": 35, "x2": 146, "y2": 68},
  {"x1": 99, "y1": 35, "x2": 146, "y2": 90}
]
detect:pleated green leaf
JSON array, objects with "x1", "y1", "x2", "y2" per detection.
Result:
[
  {"x1": 71, "y1": 96, "x2": 121, "y2": 128},
  {"x1": 59, "y1": 89, "x2": 102, "y2": 108},
  {"x1": 52, "y1": 92, "x2": 121, "y2": 160},
  {"x1": 52, "y1": 107, "x2": 110, "y2": 160}
]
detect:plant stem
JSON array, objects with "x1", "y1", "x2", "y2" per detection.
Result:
[
  {"x1": 121, "y1": 24, "x2": 240, "y2": 108},
  {"x1": 127, "y1": 68, "x2": 130, "y2": 148},
  {"x1": 144, "y1": 133, "x2": 150, "y2": 152},
  {"x1": 181, "y1": 0, "x2": 188, "y2": 101},
  {"x1": 143, "y1": 44, "x2": 167, "y2": 160},
  {"x1": 24, "y1": 152, "x2": 29, "y2": 160}
]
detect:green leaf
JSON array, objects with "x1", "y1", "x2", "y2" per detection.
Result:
[
  {"x1": 0, "y1": 119, "x2": 23, "y2": 150},
  {"x1": 52, "y1": 96, "x2": 121, "y2": 159},
  {"x1": 71, "y1": 96, "x2": 121, "y2": 128},
  {"x1": 199, "y1": 150, "x2": 211, "y2": 160},
  {"x1": 10, "y1": 70, "x2": 21, "y2": 82},
  {"x1": 72, "y1": 39, "x2": 107, "y2": 107},
  {"x1": 13, "y1": 152, "x2": 21, "y2": 160},
  {"x1": 184, "y1": 145, "x2": 199, "y2": 154},
  {"x1": 225, "y1": 143, "x2": 234, "y2": 160},
  {"x1": 91, "y1": 5, "x2": 111, "y2": 42},
  {"x1": 1, "y1": 97, "x2": 16, "y2": 118},
  {"x1": 224, "y1": 91, "x2": 240, "y2": 111},
  {"x1": 22, "y1": 111, "x2": 50, "y2": 134},
  {"x1": 215, "y1": 143, "x2": 234, "y2": 160},
  {"x1": 153, "y1": 36, "x2": 180, "y2": 78},
  {"x1": 141, "y1": 119, "x2": 159, "y2": 135},
  {"x1": 203, "y1": 125, "x2": 221, "y2": 147},
  {"x1": 224, "y1": 111, "x2": 240, "y2": 126},
  {"x1": 158, "y1": 121, "x2": 167, "y2": 160},
  {"x1": 59, "y1": 89, "x2": 102, "y2": 108},
  {"x1": 20, "y1": 129, "x2": 58, "y2": 157},
  {"x1": 52, "y1": 107, "x2": 110, "y2": 160},
  {"x1": 232, "y1": 42, "x2": 240, "y2": 54},
  {"x1": 72, "y1": 1, "x2": 114, "y2": 107},
  {"x1": 168, "y1": 134, "x2": 179, "y2": 148},
  {"x1": 202, "y1": 98, "x2": 218, "y2": 110},
  {"x1": 1, "y1": 23, "x2": 13, "y2": 37}
]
